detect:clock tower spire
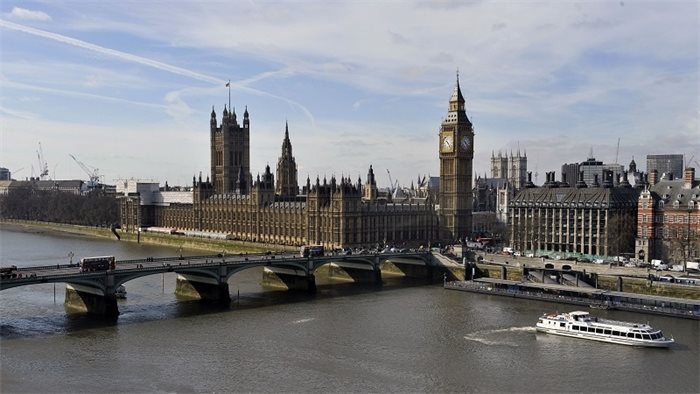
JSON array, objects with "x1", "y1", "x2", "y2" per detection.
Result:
[{"x1": 438, "y1": 72, "x2": 474, "y2": 241}]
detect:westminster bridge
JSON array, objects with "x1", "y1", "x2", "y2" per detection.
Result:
[{"x1": 0, "y1": 252, "x2": 465, "y2": 317}]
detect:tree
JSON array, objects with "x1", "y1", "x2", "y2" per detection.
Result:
[{"x1": 0, "y1": 187, "x2": 119, "y2": 226}]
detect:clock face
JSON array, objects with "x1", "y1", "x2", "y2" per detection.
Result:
[
  {"x1": 460, "y1": 136, "x2": 471, "y2": 151},
  {"x1": 441, "y1": 133, "x2": 454, "y2": 153}
]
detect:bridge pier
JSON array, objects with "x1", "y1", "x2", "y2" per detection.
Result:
[
  {"x1": 326, "y1": 263, "x2": 383, "y2": 285},
  {"x1": 262, "y1": 267, "x2": 316, "y2": 292},
  {"x1": 175, "y1": 273, "x2": 231, "y2": 303},
  {"x1": 65, "y1": 284, "x2": 119, "y2": 317},
  {"x1": 465, "y1": 263, "x2": 476, "y2": 280},
  {"x1": 392, "y1": 263, "x2": 431, "y2": 279}
]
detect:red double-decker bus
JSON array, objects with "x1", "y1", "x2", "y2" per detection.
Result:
[
  {"x1": 300, "y1": 245, "x2": 324, "y2": 258},
  {"x1": 79, "y1": 256, "x2": 116, "y2": 272}
]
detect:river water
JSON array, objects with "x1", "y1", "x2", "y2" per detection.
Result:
[{"x1": 0, "y1": 226, "x2": 698, "y2": 393}]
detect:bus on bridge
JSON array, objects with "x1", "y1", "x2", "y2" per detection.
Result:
[{"x1": 79, "y1": 256, "x2": 116, "y2": 272}]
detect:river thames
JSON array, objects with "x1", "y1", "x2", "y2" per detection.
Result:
[{"x1": 0, "y1": 226, "x2": 698, "y2": 393}]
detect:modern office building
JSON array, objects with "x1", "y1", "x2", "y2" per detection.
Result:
[
  {"x1": 579, "y1": 157, "x2": 604, "y2": 187},
  {"x1": 647, "y1": 154, "x2": 683, "y2": 179},
  {"x1": 561, "y1": 163, "x2": 579, "y2": 187}
]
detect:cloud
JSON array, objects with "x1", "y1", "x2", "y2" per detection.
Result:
[
  {"x1": 2, "y1": 1, "x2": 697, "y2": 185},
  {"x1": 164, "y1": 90, "x2": 195, "y2": 119},
  {"x1": 0, "y1": 19, "x2": 223, "y2": 84},
  {"x1": 429, "y1": 52, "x2": 454, "y2": 63},
  {"x1": 2, "y1": 78, "x2": 165, "y2": 110},
  {"x1": 388, "y1": 30, "x2": 410, "y2": 45},
  {"x1": 0, "y1": 20, "x2": 316, "y2": 125},
  {"x1": 571, "y1": 18, "x2": 615, "y2": 30},
  {"x1": 6, "y1": 7, "x2": 51, "y2": 22},
  {"x1": 0, "y1": 105, "x2": 38, "y2": 120}
]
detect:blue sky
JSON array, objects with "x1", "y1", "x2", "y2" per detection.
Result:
[{"x1": 1, "y1": 0, "x2": 698, "y2": 187}]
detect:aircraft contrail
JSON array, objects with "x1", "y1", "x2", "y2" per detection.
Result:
[{"x1": 0, "y1": 19, "x2": 316, "y2": 126}]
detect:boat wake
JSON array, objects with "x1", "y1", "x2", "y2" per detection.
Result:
[
  {"x1": 463, "y1": 326, "x2": 536, "y2": 346},
  {"x1": 291, "y1": 317, "x2": 316, "y2": 325}
]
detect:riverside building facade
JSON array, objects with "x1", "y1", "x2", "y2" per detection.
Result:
[
  {"x1": 508, "y1": 170, "x2": 640, "y2": 259},
  {"x1": 119, "y1": 79, "x2": 473, "y2": 248},
  {"x1": 635, "y1": 168, "x2": 700, "y2": 265}
]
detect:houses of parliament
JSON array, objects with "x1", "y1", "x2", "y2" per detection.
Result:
[{"x1": 119, "y1": 77, "x2": 474, "y2": 249}]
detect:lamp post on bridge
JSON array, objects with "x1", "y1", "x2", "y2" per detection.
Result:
[{"x1": 685, "y1": 208, "x2": 692, "y2": 273}]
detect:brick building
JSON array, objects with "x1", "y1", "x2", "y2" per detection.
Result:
[{"x1": 635, "y1": 168, "x2": 700, "y2": 266}]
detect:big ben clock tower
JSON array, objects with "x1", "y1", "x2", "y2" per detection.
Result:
[{"x1": 439, "y1": 74, "x2": 473, "y2": 241}]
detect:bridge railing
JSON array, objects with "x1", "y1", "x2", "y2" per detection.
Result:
[
  {"x1": 13, "y1": 253, "x2": 277, "y2": 272},
  {"x1": 9, "y1": 252, "x2": 431, "y2": 276}
]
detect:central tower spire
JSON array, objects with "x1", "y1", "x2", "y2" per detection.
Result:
[{"x1": 276, "y1": 121, "x2": 299, "y2": 198}]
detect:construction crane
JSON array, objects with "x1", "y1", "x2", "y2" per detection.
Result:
[
  {"x1": 686, "y1": 154, "x2": 695, "y2": 168},
  {"x1": 386, "y1": 169, "x2": 399, "y2": 194},
  {"x1": 36, "y1": 142, "x2": 49, "y2": 180},
  {"x1": 69, "y1": 154, "x2": 101, "y2": 185}
]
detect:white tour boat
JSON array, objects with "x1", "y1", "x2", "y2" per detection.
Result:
[{"x1": 535, "y1": 311, "x2": 674, "y2": 348}]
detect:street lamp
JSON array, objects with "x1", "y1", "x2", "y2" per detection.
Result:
[
  {"x1": 686, "y1": 208, "x2": 692, "y2": 272},
  {"x1": 531, "y1": 238, "x2": 538, "y2": 258}
]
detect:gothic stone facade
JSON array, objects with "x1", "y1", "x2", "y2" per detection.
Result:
[
  {"x1": 438, "y1": 76, "x2": 474, "y2": 241},
  {"x1": 120, "y1": 80, "x2": 472, "y2": 248},
  {"x1": 509, "y1": 171, "x2": 640, "y2": 259},
  {"x1": 490, "y1": 150, "x2": 527, "y2": 190}
]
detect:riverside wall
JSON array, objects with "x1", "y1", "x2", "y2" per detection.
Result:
[
  {"x1": 475, "y1": 262, "x2": 700, "y2": 301},
  {"x1": 0, "y1": 219, "x2": 293, "y2": 254}
]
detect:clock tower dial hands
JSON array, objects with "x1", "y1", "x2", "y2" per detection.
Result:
[
  {"x1": 441, "y1": 133, "x2": 454, "y2": 152},
  {"x1": 460, "y1": 136, "x2": 470, "y2": 151}
]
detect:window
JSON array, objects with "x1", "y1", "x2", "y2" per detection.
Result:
[
  {"x1": 604, "y1": 329, "x2": 611, "y2": 335},
  {"x1": 627, "y1": 332, "x2": 634, "y2": 338},
  {"x1": 635, "y1": 334, "x2": 642, "y2": 339},
  {"x1": 596, "y1": 328, "x2": 603, "y2": 334},
  {"x1": 560, "y1": 322, "x2": 566, "y2": 328},
  {"x1": 612, "y1": 331, "x2": 620, "y2": 336}
]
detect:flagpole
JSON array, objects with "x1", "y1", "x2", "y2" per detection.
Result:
[{"x1": 227, "y1": 80, "x2": 231, "y2": 115}]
